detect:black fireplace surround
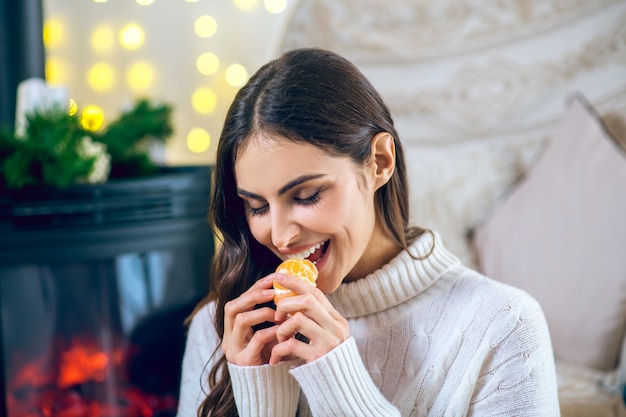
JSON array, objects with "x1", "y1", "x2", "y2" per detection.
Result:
[{"x1": 0, "y1": 166, "x2": 214, "y2": 417}]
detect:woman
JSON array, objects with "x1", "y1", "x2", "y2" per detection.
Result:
[{"x1": 177, "y1": 48, "x2": 560, "y2": 416}]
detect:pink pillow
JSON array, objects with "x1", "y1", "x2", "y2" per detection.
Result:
[{"x1": 473, "y1": 96, "x2": 626, "y2": 372}]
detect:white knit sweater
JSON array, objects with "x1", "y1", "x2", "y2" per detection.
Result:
[{"x1": 177, "y1": 232, "x2": 560, "y2": 416}]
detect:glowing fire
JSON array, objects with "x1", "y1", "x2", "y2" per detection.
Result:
[
  {"x1": 57, "y1": 344, "x2": 110, "y2": 388},
  {"x1": 6, "y1": 338, "x2": 177, "y2": 417}
]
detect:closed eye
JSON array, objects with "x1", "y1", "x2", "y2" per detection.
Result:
[
  {"x1": 248, "y1": 203, "x2": 268, "y2": 216},
  {"x1": 247, "y1": 191, "x2": 320, "y2": 216},
  {"x1": 295, "y1": 191, "x2": 320, "y2": 206}
]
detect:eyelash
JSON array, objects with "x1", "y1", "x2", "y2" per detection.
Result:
[
  {"x1": 296, "y1": 191, "x2": 320, "y2": 206},
  {"x1": 247, "y1": 191, "x2": 321, "y2": 217},
  {"x1": 248, "y1": 205, "x2": 268, "y2": 216}
]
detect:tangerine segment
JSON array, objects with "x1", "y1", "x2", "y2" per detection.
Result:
[{"x1": 273, "y1": 258, "x2": 318, "y2": 304}]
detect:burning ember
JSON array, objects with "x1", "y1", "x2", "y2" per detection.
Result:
[
  {"x1": 6, "y1": 337, "x2": 177, "y2": 417},
  {"x1": 57, "y1": 343, "x2": 112, "y2": 388}
]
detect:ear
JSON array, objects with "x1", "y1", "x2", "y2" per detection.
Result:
[{"x1": 370, "y1": 132, "x2": 395, "y2": 190}]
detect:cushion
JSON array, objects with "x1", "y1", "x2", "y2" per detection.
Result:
[
  {"x1": 556, "y1": 361, "x2": 626, "y2": 417},
  {"x1": 404, "y1": 136, "x2": 542, "y2": 269},
  {"x1": 472, "y1": 95, "x2": 626, "y2": 372}
]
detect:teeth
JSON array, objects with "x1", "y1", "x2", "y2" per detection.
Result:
[{"x1": 287, "y1": 241, "x2": 325, "y2": 260}]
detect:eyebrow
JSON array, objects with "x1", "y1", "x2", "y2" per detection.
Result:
[{"x1": 237, "y1": 174, "x2": 327, "y2": 199}]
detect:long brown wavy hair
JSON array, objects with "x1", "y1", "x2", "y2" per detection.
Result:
[{"x1": 195, "y1": 48, "x2": 426, "y2": 416}]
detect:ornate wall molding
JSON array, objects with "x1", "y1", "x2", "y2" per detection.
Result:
[{"x1": 281, "y1": 0, "x2": 619, "y2": 64}]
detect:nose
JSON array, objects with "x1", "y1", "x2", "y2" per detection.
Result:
[{"x1": 270, "y1": 207, "x2": 301, "y2": 250}]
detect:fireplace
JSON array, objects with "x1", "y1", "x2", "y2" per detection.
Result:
[{"x1": 0, "y1": 166, "x2": 214, "y2": 417}]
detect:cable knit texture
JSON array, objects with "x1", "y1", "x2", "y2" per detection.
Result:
[{"x1": 177, "y1": 231, "x2": 560, "y2": 416}]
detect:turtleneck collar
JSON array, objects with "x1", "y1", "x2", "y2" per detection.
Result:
[{"x1": 327, "y1": 231, "x2": 460, "y2": 319}]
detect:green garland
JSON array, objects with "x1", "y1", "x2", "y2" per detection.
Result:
[{"x1": 0, "y1": 98, "x2": 174, "y2": 189}]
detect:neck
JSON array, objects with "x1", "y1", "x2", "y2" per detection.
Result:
[{"x1": 345, "y1": 220, "x2": 402, "y2": 282}]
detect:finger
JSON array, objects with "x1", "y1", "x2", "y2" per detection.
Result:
[
  {"x1": 272, "y1": 273, "x2": 317, "y2": 296},
  {"x1": 227, "y1": 325, "x2": 278, "y2": 366},
  {"x1": 223, "y1": 305, "x2": 275, "y2": 355},
  {"x1": 223, "y1": 307, "x2": 276, "y2": 362},
  {"x1": 272, "y1": 273, "x2": 338, "y2": 312},
  {"x1": 230, "y1": 307, "x2": 277, "y2": 347},
  {"x1": 274, "y1": 308, "x2": 348, "y2": 361},
  {"x1": 270, "y1": 336, "x2": 315, "y2": 365},
  {"x1": 244, "y1": 325, "x2": 278, "y2": 358},
  {"x1": 274, "y1": 311, "x2": 321, "y2": 344},
  {"x1": 275, "y1": 291, "x2": 343, "y2": 333},
  {"x1": 224, "y1": 282, "x2": 274, "y2": 330},
  {"x1": 272, "y1": 273, "x2": 324, "y2": 322}
]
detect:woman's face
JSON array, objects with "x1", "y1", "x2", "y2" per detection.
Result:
[{"x1": 234, "y1": 135, "x2": 396, "y2": 294}]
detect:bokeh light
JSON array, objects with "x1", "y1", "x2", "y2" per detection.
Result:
[
  {"x1": 127, "y1": 61, "x2": 155, "y2": 92},
  {"x1": 45, "y1": 57, "x2": 66, "y2": 85},
  {"x1": 68, "y1": 98, "x2": 78, "y2": 116},
  {"x1": 233, "y1": 0, "x2": 257, "y2": 11},
  {"x1": 93, "y1": 0, "x2": 108, "y2": 3},
  {"x1": 87, "y1": 62, "x2": 115, "y2": 92},
  {"x1": 91, "y1": 25, "x2": 115, "y2": 54},
  {"x1": 119, "y1": 23, "x2": 145, "y2": 50},
  {"x1": 136, "y1": 0, "x2": 156, "y2": 5},
  {"x1": 43, "y1": 19, "x2": 64, "y2": 48},
  {"x1": 192, "y1": 87, "x2": 217, "y2": 114},
  {"x1": 187, "y1": 128, "x2": 211, "y2": 153},
  {"x1": 194, "y1": 15, "x2": 217, "y2": 38},
  {"x1": 81, "y1": 106, "x2": 105, "y2": 131},
  {"x1": 264, "y1": 0, "x2": 287, "y2": 14},
  {"x1": 197, "y1": 52, "x2": 220, "y2": 75},
  {"x1": 225, "y1": 64, "x2": 249, "y2": 87}
]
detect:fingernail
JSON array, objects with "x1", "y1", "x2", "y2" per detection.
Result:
[{"x1": 262, "y1": 289, "x2": 274, "y2": 296}]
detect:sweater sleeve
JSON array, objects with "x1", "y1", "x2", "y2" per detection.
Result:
[
  {"x1": 228, "y1": 361, "x2": 301, "y2": 416},
  {"x1": 470, "y1": 294, "x2": 561, "y2": 416},
  {"x1": 177, "y1": 303, "x2": 219, "y2": 417},
  {"x1": 289, "y1": 337, "x2": 401, "y2": 417},
  {"x1": 177, "y1": 302, "x2": 302, "y2": 417}
]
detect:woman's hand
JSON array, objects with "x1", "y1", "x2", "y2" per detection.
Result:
[
  {"x1": 269, "y1": 273, "x2": 350, "y2": 365},
  {"x1": 222, "y1": 275, "x2": 280, "y2": 366}
]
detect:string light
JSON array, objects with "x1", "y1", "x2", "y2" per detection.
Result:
[
  {"x1": 127, "y1": 62, "x2": 155, "y2": 92},
  {"x1": 81, "y1": 106, "x2": 105, "y2": 131},
  {"x1": 68, "y1": 99, "x2": 78, "y2": 116},
  {"x1": 197, "y1": 52, "x2": 220, "y2": 75},
  {"x1": 194, "y1": 15, "x2": 217, "y2": 38},
  {"x1": 46, "y1": 0, "x2": 285, "y2": 162},
  {"x1": 119, "y1": 23, "x2": 145, "y2": 50},
  {"x1": 192, "y1": 87, "x2": 217, "y2": 114},
  {"x1": 45, "y1": 57, "x2": 66, "y2": 85},
  {"x1": 91, "y1": 25, "x2": 115, "y2": 54},
  {"x1": 187, "y1": 128, "x2": 211, "y2": 153},
  {"x1": 233, "y1": 0, "x2": 256, "y2": 11},
  {"x1": 43, "y1": 19, "x2": 64, "y2": 48},
  {"x1": 225, "y1": 64, "x2": 248, "y2": 87},
  {"x1": 264, "y1": 0, "x2": 287, "y2": 14},
  {"x1": 87, "y1": 62, "x2": 115, "y2": 92}
]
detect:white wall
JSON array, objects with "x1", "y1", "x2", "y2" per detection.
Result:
[{"x1": 41, "y1": 0, "x2": 299, "y2": 166}]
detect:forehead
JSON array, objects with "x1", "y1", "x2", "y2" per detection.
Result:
[{"x1": 234, "y1": 135, "x2": 348, "y2": 191}]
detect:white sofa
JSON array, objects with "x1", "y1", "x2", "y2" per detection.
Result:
[{"x1": 277, "y1": 0, "x2": 626, "y2": 414}]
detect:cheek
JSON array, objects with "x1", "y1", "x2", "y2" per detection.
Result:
[
  {"x1": 247, "y1": 217, "x2": 271, "y2": 246},
  {"x1": 328, "y1": 186, "x2": 372, "y2": 224}
]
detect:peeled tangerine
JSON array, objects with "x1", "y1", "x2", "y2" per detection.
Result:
[{"x1": 273, "y1": 258, "x2": 318, "y2": 305}]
